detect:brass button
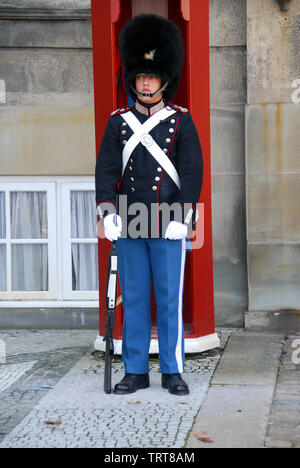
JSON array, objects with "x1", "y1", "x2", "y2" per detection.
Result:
[
  {"x1": 152, "y1": 185, "x2": 158, "y2": 191},
  {"x1": 122, "y1": 140, "x2": 127, "y2": 145},
  {"x1": 130, "y1": 159, "x2": 133, "y2": 163},
  {"x1": 166, "y1": 138, "x2": 171, "y2": 144},
  {"x1": 131, "y1": 187, "x2": 135, "y2": 192},
  {"x1": 171, "y1": 119, "x2": 175, "y2": 124},
  {"x1": 163, "y1": 148, "x2": 168, "y2": 153},
  {"x1": 155, "y1": 176, "x2": 160, "y2": 182},
  {"x1": 130, "y1": 177, "x2": 135, "y2": 182},
  {"x1": 157, "y1": 167, "x2": 162, "y2": 172},
  {"x1": 122, "y1": 122, "x2": 127, "y2": 127},
  {"x1": 129, "y1": 166, "x2": 133, "y2": 171},
  {"x1": 121, "y1": 130, "x2": 127, "y2": 135},
  {"x1": 169, "y1": 128, "x2": 174, "y2": 133}
]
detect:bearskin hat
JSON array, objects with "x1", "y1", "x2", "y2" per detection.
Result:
[{"x1": 119, "y1": 14, "x2": 184, "y2": 102}]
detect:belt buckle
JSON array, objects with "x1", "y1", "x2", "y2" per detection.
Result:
[{"x1": 140, "y1": 133, "x2": 153, "y2": 148}]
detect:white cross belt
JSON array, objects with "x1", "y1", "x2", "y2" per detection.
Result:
[{"x1": 121, "y1": 107, "x2": 181, "y2": 190}]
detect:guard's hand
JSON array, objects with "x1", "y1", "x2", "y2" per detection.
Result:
[
  {"x1": 165, "y1": 221, "x2": 188, "y2": 240},
  {"x1": 103, "y1": 214, "x2": 122, "y2": 242}
]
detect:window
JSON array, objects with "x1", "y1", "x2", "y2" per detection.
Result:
[
  {"x1": 0, "y1": 178, "x2": 98, "y2": 304},
  {"x1": 0, "y1": 183, "x2": 57, "y2": 300},
  {"x1": 60, "y1": 182, "x2": 98, "y2": 300}
]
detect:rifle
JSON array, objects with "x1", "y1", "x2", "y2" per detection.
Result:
[{"x1": 103, "y1": 239, "x2": 118, "y2": 394}]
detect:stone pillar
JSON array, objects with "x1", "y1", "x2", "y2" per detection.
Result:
[
  {"x1": 209, "y1": 0, "x2": 248, "y2": 327},
  {"x1": 245, "y1": 0, "x2": 300, "y2": 330}
]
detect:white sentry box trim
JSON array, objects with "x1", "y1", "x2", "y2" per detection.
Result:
[{"x1": 94, "y1": 333, "x2": 221, "y2": 355}]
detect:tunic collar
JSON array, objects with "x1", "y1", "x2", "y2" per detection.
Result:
[{"x1": 135, "y1": 99, "x2": 165, "y2": 117}]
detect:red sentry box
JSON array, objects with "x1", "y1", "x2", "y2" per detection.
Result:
[{"x1": 91, "y1": 0, "x2": 219, "y2": 354}]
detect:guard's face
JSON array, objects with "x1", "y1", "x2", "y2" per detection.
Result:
[{"x1": 135, "y1": 75, "x2": 163, "y2": 103}]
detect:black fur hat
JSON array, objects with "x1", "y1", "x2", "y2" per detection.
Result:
[{"x1": 119, "y1": 14, "x2": 184, "y2": 102}]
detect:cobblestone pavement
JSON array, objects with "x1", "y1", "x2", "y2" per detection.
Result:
[
  {"x1": 265, "y1": 334, "x2": 300, "y2": 449},
  {"x1": 0, "y1": 330, "x2": 231, "y2": 448},
  {"x1": 0, "y1": 348, "x2": 89, "y2": 443},
  {"x1": 3, "y1": 329, "x2": 299, "y2": 449}
]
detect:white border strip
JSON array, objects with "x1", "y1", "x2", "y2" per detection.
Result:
[
  {"x1": 175, "y1": 238, "x2": 186, "y2": 373},
  {"x1": 94, "y1": 333, "x2": 221, "y2": 356}
]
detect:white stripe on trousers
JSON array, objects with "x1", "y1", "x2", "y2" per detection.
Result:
[{"x1": 175, "y1": 238, "x2": 186, "y2": 374}]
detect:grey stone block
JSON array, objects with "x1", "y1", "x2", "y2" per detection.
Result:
[
  {"x1": 0, "y1": 49, "x2": 93, "y2": 97},
  {"x1": 0, "y1": 107, "x2": 95, "y2": 176},
  {"x1": 248, "y1": 243, "x2": 300, "y2": 311},
  {"x1": 245, "y1": 310, "x2": 300, "y2": 332},
  {"x1": 247, "y1": 0, "x2": 300, "y2": 103},
  {"x1": 0, "y1": 0, "x2": 90, "y2": 8},
  {"x1": 246, "y1": 103, "x2": 300, "y2": 175},
  {"x1": 0, "y1": 19, "x2": 92, "y2": 48},
  {"x1": 209, "y1": 0, "x2": 247, "y2": 47},
  {"x1": 210, "y1": 47, "x2": 247, "y2": 105},
  {"x1": 0, "y1": 308, "x2": 99, "y2": 329},
  {"x1": 211, "y1": 105, "x2": 245, "y2": 174},
  {"x1": 0, "y1": 0, "x2": 91, "y2": 18},
  {"x1": 212, "y1": 173, "x2": 247, "y2": 325},
  {"x1": 247, "y1": 173, "x2": 300, "y2": 242}
]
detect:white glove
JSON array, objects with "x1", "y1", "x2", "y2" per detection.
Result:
[
  {"x1": 165, "y1": 221, "x2": 188, "y2": 240},
  {"x1": 103, "y1": 214, "x2": 122, "y2": 241}
]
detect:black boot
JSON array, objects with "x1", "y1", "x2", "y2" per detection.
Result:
[
  {"x1": 113, "y1": 373, "x2": 150, "y2": 395},
  {"x1": 161, "y1": 374, "x2": 190, "y2": 395}
]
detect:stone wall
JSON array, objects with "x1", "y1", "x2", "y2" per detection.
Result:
[
  {"x1": 1, "y1": 0, "x2": 299, "y2": 330},
  {"x1": 0, "y1": 0, "x2": 95, "y2": 176}
]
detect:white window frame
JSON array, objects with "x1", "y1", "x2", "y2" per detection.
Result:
[
  {"x1": 0, "y1": 182, "x2": 57, "y2": 300},
  {"x1": 0, "y1": 176, "x2": 99, "y2": 307},
  {"x1": 58, "y1": 181, "x2": 98, "y2": 301}
]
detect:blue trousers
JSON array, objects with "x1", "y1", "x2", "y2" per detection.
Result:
[{"x1": 117, "y1": 237, "x2": 186, "y2": 374}]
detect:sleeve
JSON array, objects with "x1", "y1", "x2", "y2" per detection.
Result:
[
  {"x1": 95, "y1": 116, "x2": 122, "y2": 219},
  {"x1": 175, "y1": 113, "x2": 204, "y2": 230}
]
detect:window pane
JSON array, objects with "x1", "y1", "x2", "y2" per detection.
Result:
[
  {"x1": 71, "y1": 191, "x2": 96, "y2": 239},
  {"x1": 72, "y1": 243, "x2": 98, "y2": 291},
  {"x1": 0, "y1": 245, "x2": 6, "y2": 291},
  {"x1": 11, "y1": 244, "x2": 48, "y2": 291},
  {"x1": 11, "y1": 192, "x2": 47, "y2": 239},
  {"x1": 0, "y1": 192, "x2": 5, "y2": 239}
]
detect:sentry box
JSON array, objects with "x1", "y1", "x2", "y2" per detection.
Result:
[{"x1": 92, "y1": 0, "x2": 220, "y2": 354}]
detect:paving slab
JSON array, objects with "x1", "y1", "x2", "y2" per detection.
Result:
[
  {"x1": 265, "y1": 334, "x2": 300, "y2": 449},
  {"x1": 186, "y1": 331, "x2": 285, "y2": 448},
  {"x1": 211, "y1": 330, "x2": 284, "y2": 385},
  {"x1": 186, "y1": 385, "x2": 275, "y2": 448}
]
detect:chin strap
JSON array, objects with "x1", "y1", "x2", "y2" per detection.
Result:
[{"x1": 131, "y1": 81, "x2": 169, "y2": 99}]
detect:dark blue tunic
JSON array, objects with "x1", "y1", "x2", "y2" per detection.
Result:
[{"x1": 95, "y1": 103, "x2": 203, "y2": 238}]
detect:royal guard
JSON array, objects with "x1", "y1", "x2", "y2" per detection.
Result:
[{"x1": 95, "y1": 14, "x2": 203, "y2": 395}]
